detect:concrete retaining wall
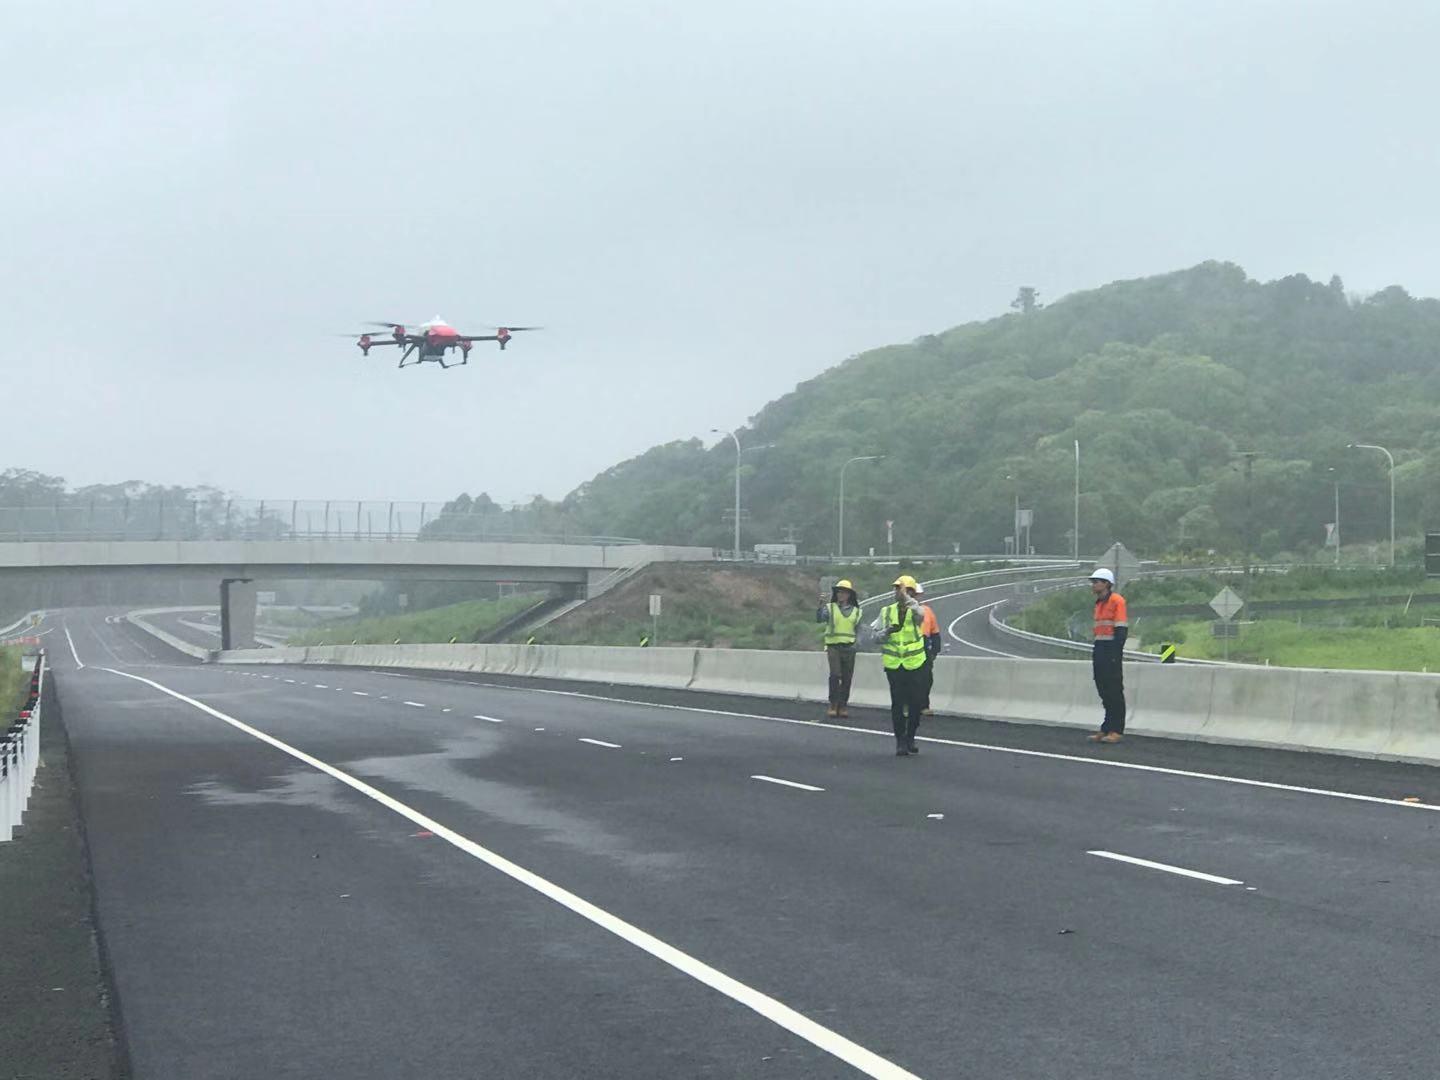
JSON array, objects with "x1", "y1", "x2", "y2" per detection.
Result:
[{"x1": 203, "y1": 641, "x2": 1440, "y2": 766}]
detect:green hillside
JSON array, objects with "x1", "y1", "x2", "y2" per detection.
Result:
[{"x1": 451, "y1": 263, "x2": 1440, "y2": 559}]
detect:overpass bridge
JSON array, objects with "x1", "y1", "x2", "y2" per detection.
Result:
[{"x1": 2, "y1": 539, "x2": 714, "y2": 647}]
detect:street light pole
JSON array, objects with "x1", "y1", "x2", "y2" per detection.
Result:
[
  {"x1": 712, "y1": 428, "x2": 742, "y2": 558},
  {"x1": 1349, "y1": 443, "x2": 1395, "y2": 567},
  {"x1": 1329, "y1": 467, "x2": 1340, "y2": 567},
  {"x1": 1073, "y1": 439, "x2": 1080, "y2": 562},
  {"x1": 838, "y1": 455, "x2": 882, "y2": 557}
]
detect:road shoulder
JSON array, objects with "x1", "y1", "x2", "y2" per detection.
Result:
[{"x1": 0, "y1": 677, "x2": 128, "y2": 1079}]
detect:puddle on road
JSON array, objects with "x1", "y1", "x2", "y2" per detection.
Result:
[
  {"x1": 185, "y1": 771, "x2": 360, "y2": 815},
  {"x1": 344, "y1": 737, "x2": 683, "y2": 875}
]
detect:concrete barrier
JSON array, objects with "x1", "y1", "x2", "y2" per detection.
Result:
[
  {"x1": 197, "y1": 633, "x2": 1440, "y2": 767},
  {"x1": 126, "y1": 608, "x2": 214, "y2": 661},
  {"x1": 691, "y1": 649, "x2": 826, "y2": 702},
  {"x1": 1128, "y1": 664, "x2": 1215, "y2": 739},
  {"x1": 1205, "y1": 665, "x2": 1302, "y2": 749},
  {"x1": 1386, "y1": 675, "x2": 1440, "y2": 760},
  {"x1": 937, "y1": 658, "x2": 1012, "y2": 721}
]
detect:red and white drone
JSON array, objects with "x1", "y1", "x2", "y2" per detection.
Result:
[{"x1": 345, "y1": 316, "x2": 541, "y2": 369}]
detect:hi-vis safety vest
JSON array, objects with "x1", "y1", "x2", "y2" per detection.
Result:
[
  {"x1": 880, "y1": 602, "x2": 927, "y2": 671},
  {"x1": 824, "y1": 603, "x2": 861, "y2": 646}
]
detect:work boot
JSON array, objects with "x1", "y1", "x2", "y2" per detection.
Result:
[
  {"x1": 837, "y1": 706, "x2": 849, "y2": 718},
  {"x1": 1100, "y1": 732, "x2": 1123, "y2": 744},
  {"x1": 1087, "y1": 731, "x2": 1105, "y2": 742},
  {"x1": 922, "y1": 708, "x2": 934, "y2": 717},
  {"x1": 826, "y1": 705, "x2": 839, "y2": 718},
  {"x1": 896, "y1": 741, "x2": 909, "y2": 756},
  {"x1": 908, "y1": 741, "x2": 920, "y2": 755}
]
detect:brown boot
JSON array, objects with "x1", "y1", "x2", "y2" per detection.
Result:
[
  {"x1": 1087, "y1": 731, "x2": 1105, "y2": 742},
  {"x1": 1100, "y1": 732, "x2": 1123, "y2": 743},
  {"x1": 826, "y1": 705, "x2": 839, "y2": 718},
  {"x1": 837, "y1": 706, "x2": 849, "y2": 718}
]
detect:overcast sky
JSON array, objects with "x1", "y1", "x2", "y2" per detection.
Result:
[{"x1": 6, "y1": 1, "x2": 1439, "y2": 502}]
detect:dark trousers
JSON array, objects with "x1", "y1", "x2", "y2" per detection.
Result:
[
  {"x1": 920, "y1": 653, "x2": 936, "y2": 711},
  {"x1": 827, "y1": 646, "x2": 857, "y2": 706},
  {"x1": 1093, "y1": 647, "x2": 1126, "y2": 733},
  {"x1": 886, "y1": 666, "x2": 925, "y2": 746}
]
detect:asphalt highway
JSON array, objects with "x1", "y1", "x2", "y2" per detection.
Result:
[
  {"x1": 37, "y1": 607, "x2": 1440, "y2": 1078},
  {"x1": 923, "y1": 581, "x2": 1082, "y2": 661}
]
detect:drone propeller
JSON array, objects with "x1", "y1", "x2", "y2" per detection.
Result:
[{"x1": 362, "y1": 320, "x2": 410, "y2": 331}]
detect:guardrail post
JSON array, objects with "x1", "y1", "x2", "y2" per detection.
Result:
[{"x1": 387, "y1": 502, "x2": 394, "y2": 541}]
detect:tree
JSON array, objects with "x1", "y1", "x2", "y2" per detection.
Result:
[{"x1": 1011, "y1": 286, "x2": 1041, "y2": 314}]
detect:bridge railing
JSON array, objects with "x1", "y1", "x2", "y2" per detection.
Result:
[{"x1": 0, "y1": 499, "x2": 643, "y2": 545}]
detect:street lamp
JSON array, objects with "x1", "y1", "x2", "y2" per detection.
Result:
[
  {"x1": 712, "y1": 428, "x2": 743, "y2": 558},
  {"x1": 838, "y1": 455, "x2": 883, "y2": 557},
  {"x1": 1073, "y1": 439, "x2": 1081, "y2": 562},
  {"x1": 1328, "y1": 467, "x2": 1340, "y2": 567},
  {"x1": 1348, "y1": 443, "x2": 1395, "y2": 567}
]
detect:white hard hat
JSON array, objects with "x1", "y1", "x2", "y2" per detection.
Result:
[{"x1": 1089, "y1": 568, "x2": 1116, "y2": 584}]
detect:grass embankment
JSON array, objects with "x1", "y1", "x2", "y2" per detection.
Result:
[
  {"x1": 1010, "y1": 568, "x2": 1440, "y2": 671},
  {"x1": 534, "y1": 561, "x2": 998, "y2": 650},
  {"x1": 286, "y1": 595, "x2": 542, "y2": 645},
  {"x1": 0, "y1": 646, "x2": 28, "y2": 715},
  {"x1": 288, "y1": 560, "x2": 1016, "y2": 651}
]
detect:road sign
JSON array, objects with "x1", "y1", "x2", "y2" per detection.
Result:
[
  {"x1": 397, "y1": 593, "x2": 408, "y2": 609},
  {"x1": 1209, "y1": 586, "x2": 1244, "y2": 621},
  {"x1": 1159, "y1": 643, "x2": 1177, "y2": 663},
  {"x1": 257, "y1": 591, "x2": 277, "y2": 605},
  {"x1": 648, "y1": 593, "x2": 662, "y2": 617},
  {"x1": 1096, "y1": 541, "x2": 1140, "y2": 587},
  {"x1": 1017, "y1": 509, "x2": 1034, "y2": 529},
  {"x1": 1427, "y1": 533, "x2": 1440, "y2": 577}
]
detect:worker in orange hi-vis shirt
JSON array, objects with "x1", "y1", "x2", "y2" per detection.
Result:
[
  {"x1": 1086, "y1": 568, "x2": 1128, "y2": 744},
  {"x1": 915, "y1": 584, "x2": 942, "y2": 716}
]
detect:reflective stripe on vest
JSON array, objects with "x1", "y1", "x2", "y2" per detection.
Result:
[
  {"x1": 880, "y1": 603, "x2": 927, "y2": 670},
  {"x1": 824, "y1": 603, "x2": 861, "y2": 646}
]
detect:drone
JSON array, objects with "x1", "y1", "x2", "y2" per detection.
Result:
[{"x1": 344, "y1": 316, "x2": 541, "y2": 368}]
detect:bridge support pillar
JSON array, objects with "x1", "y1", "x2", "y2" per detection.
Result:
[{"x1": 220, "y1": 578, "x2": 257, "y2": 650}]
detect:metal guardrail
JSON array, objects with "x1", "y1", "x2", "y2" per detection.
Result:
[
  {"x1": 0, "y1": 499, "x2": 644, "y2": 545},
  {"x1": 1, "y1": 652, "x2": 44, "y2": 842}
]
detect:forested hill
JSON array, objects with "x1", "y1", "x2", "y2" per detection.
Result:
[{"x1": 500, "y1": 263, "x2": 1440, "y2": 558}]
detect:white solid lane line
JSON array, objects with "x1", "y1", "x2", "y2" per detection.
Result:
[
  {"x1": 751, "y1": 775, "x2": 825, "y2": 793},
  {"x1": 579, "y1": 738, "x2": 622, "y2": 749},
  {"x1": 472, "y1": 681, "x2": 1440, "y2": 814},
  {"x1": 96, "y1": 667, "x2": 917, "y2": 1080},
  {"x1": 63, "y1": 624, "x2": 85, "y2": 669},
  {"x1": 945, "y1": 600, "x2": 1023, "y2": 657},
  {"x1": 402, "y1": 701, "x2": 426, "y2": 708},
  {"x1": 1087, "y1": 850, "x2": 1243, "y2": 886}
]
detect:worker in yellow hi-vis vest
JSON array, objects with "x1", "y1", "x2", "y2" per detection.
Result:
[
  {"x1": 872, "y1": 575, "x2": 927, "y2": 756},
  {"x1": 816, "y1": 579, "x2": 862, "y2": 718}
]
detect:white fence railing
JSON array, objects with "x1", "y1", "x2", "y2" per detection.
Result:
[{"x1": 1, "y1": 652, "x2": 44, "y2": 842}]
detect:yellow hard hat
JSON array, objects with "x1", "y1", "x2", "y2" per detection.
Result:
[
  {"x1": 892, "y1": 574, "x2": 919, "y2": 589},
  {"x1": 834, "y1": 579, "x2": 854, "y2": 591}
]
